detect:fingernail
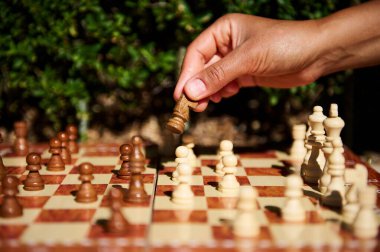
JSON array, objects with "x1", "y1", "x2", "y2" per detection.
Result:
[{"x1": 186, "y1": 79, "x2": 206, "y2": 99}]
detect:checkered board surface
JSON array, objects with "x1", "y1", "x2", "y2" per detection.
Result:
[
  {"x1": 150, "y1": 150, "x2": 380, "y2": 250},
  {"x1": 0, "y1": 144, "x2": 379, "y2": 251},
  {"x1": 0, "y1": 143, "x2": 156, "y2": 247}
]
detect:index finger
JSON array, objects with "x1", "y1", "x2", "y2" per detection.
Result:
[{"x1": 174, "y1": 17, "x2": 232, "y2": 100}]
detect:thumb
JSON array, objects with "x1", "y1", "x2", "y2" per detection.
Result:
[{"x1": 183, "y1": 49, "x2": 246, "y2": 101}]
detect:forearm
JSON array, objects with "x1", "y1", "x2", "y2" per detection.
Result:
[{"x1": 316, "y1": 0, "x2": 380, "y2": 75}]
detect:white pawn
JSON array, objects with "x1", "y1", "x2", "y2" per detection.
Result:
[
  {"x1": 353, "y1": 185, "x2": 379, "y2": 239},
  {"x1": 289, "y1": 124, "x2": 307, "y2": 165},
  {"x1": 282, "y1": 174, "x2": 306, "y2": 222},
  {"x1": 343, "y1": 164, "x2": 368, "y2": 225},
  {"x1": 321, "y1": 139, "x2": 346, "y2": 208},
  {"x1": 172, "y1": 146, "x2": 189, "y2": 182},
  {"x1": 218, "y1": 154, "x2": 240, "y2": 196},
  {"x1": 171, "y1": 162, "x2": 194, "y2": 206},
  {"x1": 233, "y1": 186, "x2": 260, "y2": 237},
  {"x1": 216, "y1": 140, "x2": 234, "y2": 175},
  {"x1": 182, "y1": 135, "x2": 197, "y2": 168}
]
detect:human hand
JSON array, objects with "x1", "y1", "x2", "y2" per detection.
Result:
[{"x1": 174, "y1": 14, "x2": 326, "y2": 112}]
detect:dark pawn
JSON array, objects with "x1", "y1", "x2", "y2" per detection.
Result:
[
  {"x1": 125, "y1": 136, "x2": 148, "y2": 203},
  {"x1": 57, "y1": 131, "x2": 72, "y2": 164},
  {"x1": 118, "y1": 144, "x2": 132, "y2": 179},
  {"x1": 1, "y1": 176, "x2": 23, "y2": 218},
  {"x1": 106, "y1": 187, "x2": 129, "y2": 233},
  {"x1": 75, "y1": 162, "x2": 97, "y2": 203},
  {"x1": 0, "y1": 133, "x2": 6, "y2": 194},
  {"x1": 66, "y1": 124, "x2": 79, "y2": 154},
  {"x1": 23, "y1": 152, "x2": 44, "y2": 191},
  {"x1": 47, "y1": 138, "x2": 65, "y2": 171},
  {"x1": 13, "y1": 121, "x2": 29, "y2": 156}
]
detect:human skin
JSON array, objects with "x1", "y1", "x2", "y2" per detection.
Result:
[{"x1": 173, "y1": 0, "x2": 380, "y2": 112}]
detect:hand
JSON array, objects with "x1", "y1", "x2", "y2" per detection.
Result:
[
  {"x1": 174, "y1": 14, "x2": 324, "y2": 112},
  {"x1": 174, "y1": 1, "x2": 380, "y2": 112}
]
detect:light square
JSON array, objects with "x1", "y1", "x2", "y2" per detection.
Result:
[
  {"x1": 0, "y1": 209, "x2": 41, "y2": 224},
  {"x1": 93, "y1": 207, "x2": 151, "y2": 225},
  {"x1": 200, "y1": 166, "x2": 246, "y2": 176},
  {"x1": 258, "y1": 197, "x2": 315, "y2": 211},
  {"x1": 157, "y1": 175, "x2": 204, "y2": 186},
  {"x1": 3, "y1": 157, "x2": 26, "y2": 167},
  {"x1": 240, "y1": 158, "x2": 283, "y2": 168},
  {"x1": 40, "y1": 165, "x2": 74, "y2": 175},
  {"x1": 203, "y1": 185, "x2": 239, "y2": 198},
  {"x1": 248, "y1": 176, "x2": 286, "y2": 186},
  {"x1": 154, "y1": 196, "x2": 207, "y2": 210},
  {"x1": 18, "y1": 184, "x2": 59, "y2": 197},
  {"x1": 61, "y1": 174, "x2": 112, "y2": 185},
  {"x1": 149, "y1": 223, "x2": 213, "y2": 245},
  {"x1": 104, "y1": 183, "x2": 154, "y2": 196},
  {"x1": 20, "y1": 223, "x2": 90, "y2": 243},
  {"x1": 207, "y1": 209, "x2": 269, "y2": 226},
  {"x1": 76, "y1": 156, "x2": 119, "y2": 166},
  {"x1": 269, "y1": 223, "x2": 343, "y2": 247},
  {"x1": 44, "y1": 195, "x2": 103, "y2": 209}
]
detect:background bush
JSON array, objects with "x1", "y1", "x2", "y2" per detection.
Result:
[{"x1": 0, "y1": 0, "x2": 363, "y2": 143}]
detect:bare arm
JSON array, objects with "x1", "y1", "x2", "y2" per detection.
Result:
[{"x1": 174, "y1": 0, "x2": 380, "y2": 112}]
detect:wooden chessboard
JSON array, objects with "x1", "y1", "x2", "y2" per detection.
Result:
[{"x1": 0, "y1": 142, "x2": 379, "y2": 251}]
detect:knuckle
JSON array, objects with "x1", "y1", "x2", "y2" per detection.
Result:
[{"x1": 206, "y1": 64, "x2": 226, "y2": 84}]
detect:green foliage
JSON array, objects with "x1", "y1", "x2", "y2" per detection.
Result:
[{"x1": 0, "y1": 0, "x2": 359, "y2": 133}]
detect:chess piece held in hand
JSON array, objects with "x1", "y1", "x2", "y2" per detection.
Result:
[{"x1": 167, "y1": 94, "x2": 198, "y2": 134}]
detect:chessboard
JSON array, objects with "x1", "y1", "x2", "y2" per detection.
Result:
[
  {"x1": 0, "y1": 142, "x2": 158, "y2": 250},
  {"x1": 0, "y1": 142, "x2": 379, "y2": 251}
]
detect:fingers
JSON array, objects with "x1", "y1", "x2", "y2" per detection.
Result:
[
  {"x1": 174, "y1": 17, "x2": 231, "y2": 101},
  {"x1": 183, "y1": 46, "x2": 247, "y2": 101}
]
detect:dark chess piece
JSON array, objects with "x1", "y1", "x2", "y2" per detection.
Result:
[
  {"x1": 66, "y1": 124, "x2": 79, "y2": 154},
  {"x1": 23, "y1": 153, "x2": 44, "y2": 191},
  {"x1": 47, "y1": 138, "x2": 65, "y2": 171},
  {"x1": 0, "y1": 133, "x2": 6, "y2": 194},
  {"x1": 57, "y1": 131, "x2": 72, "y2": 164},
  {"x1": 125, "y1": 136, "x2": 148, "y2": 203},
  {"x1": 166, "y1": 94, "x2": 198, "y2": 134},
  {"x1": 0, "y1": 176, "x2": 23, "y2": 218},
  {"x1": 118, "y1": 144, "x2": 132, "y2": 179},
  {"x1": 106, "y1": 187, "x2": 129, "y2": 233},
  {"x1": 13, "y1": 121, "x2": 29, "y2": 156},
  {"x1": 75, "y1": 162, "x2": 97, "y2": 203}
]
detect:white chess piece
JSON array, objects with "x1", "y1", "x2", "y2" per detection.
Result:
[
  {"x1": 182, "y1": 135, "x2": 197, "y2": 167},
  {"x1": 218, "y1": 154, "x2": 240, "y2": 195},
  {"x1": 319, "y1": 104, "x2": 345, "y2": 193},
  {"x1": 216, "y1": 140, "x2": 234, "y2": 175},
  {"x1": 171, "y1": 162, "x2": 194, "y2": 206},
  {"x1": 353, "y1": 185, "x2": 379, "y2": 239},
  {"x1": 321, "y1": 139, "x2": 346, "y2": 208},
  {"x1": 289, "y1": 124, "x2": 307, "y2": 169},
  {"x1": 282, "y1": 174, "x2": 306, "y2": 222},
  {"x1": 172, "y1": 146, "x2": 189, "y2": 182},
  {"x1": 301, "y1": 106, "x2": 326, "y2": 184},
  {"x1": 186, "y1": 142, "x2": 197, "y2": 168},
  {"x1": 233, "y1": 186, "x2": 260, "y2": 237},
  {"x1": 343, "y1": 164, "x2": 368, "y2": 225}
]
